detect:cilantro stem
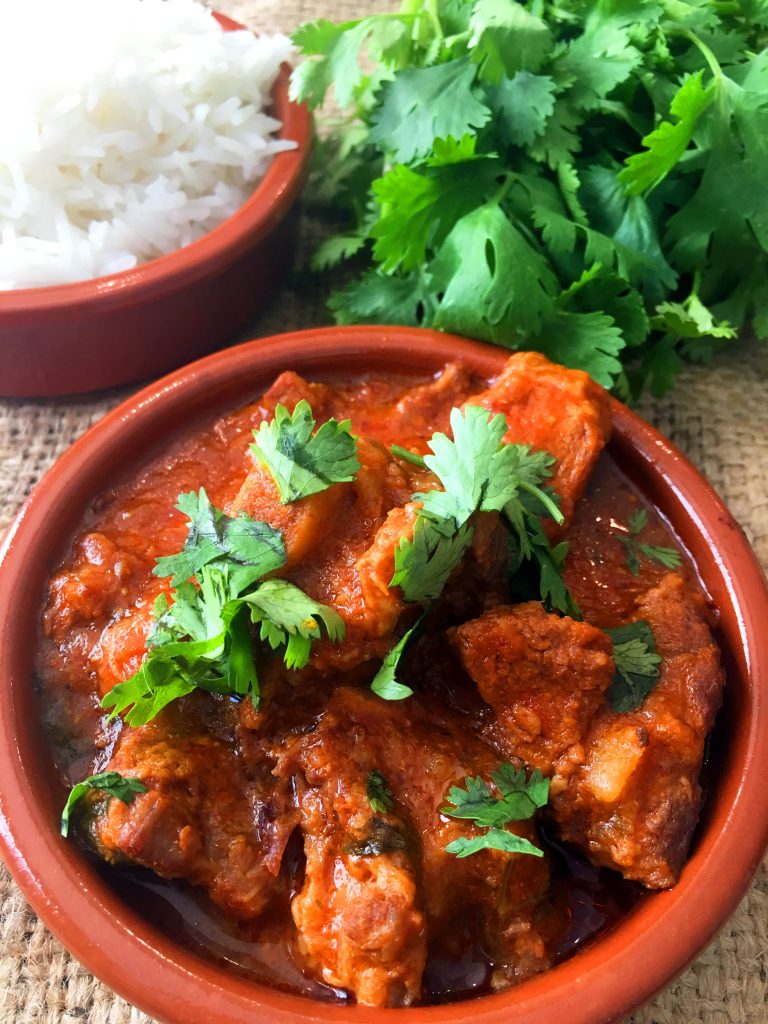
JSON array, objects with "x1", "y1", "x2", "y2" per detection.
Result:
[
  {"x1": 490, "y1": 172, "x2": 515, "y2": 208},
  {"x1": 683, "y1": 31, "x2": 723, "y2": 81},
  {"x1": 423, "y1": 0, "x2": 444, "y2": 42},
  {"x1": 519, "y1": 480, "x2": 565, "y2": 526},
  {"x1": 391, "y1": 444, "x2": 427, "y2": 467}
]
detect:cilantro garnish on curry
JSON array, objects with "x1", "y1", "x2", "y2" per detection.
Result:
[{"x1": 38, "y1": 353, "x2": 724, "y2": 1007}]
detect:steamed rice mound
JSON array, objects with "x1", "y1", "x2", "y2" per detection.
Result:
[{"x1": 0, "y1": 0, "x2": 295, "y2": 290}]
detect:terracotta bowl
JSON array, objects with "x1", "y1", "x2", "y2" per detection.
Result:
[
  {"x1": 1, "y1": 327, "x2": 767, "y2": 1024},
  {"x1": 0, "y1": 13, "x2": 311, "y2": 398}
]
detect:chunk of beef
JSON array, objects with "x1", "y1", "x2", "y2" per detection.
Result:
[
  {"x1": 435, "y1": 512, "x2": 513, "y2": 625},
  {"x1": 229, "y1": 460, "x2": 346, "y2": 572},
  {"x1": 550, "y1": 574, "x2": 724, "y2": 888},
  {"x1": 465, "y1": 353, "x2": 612, "y2": 530},
  {"x1": 392, "y1": 363, "x2": 476, "y2": 448},
  {"x1": 95, "y1": 603, "x2": 157, "y2": 696},
  {"x1": 450, "y1": 603, "x2": 615, "y2": 772},
  {"x1": 278, "y1": 688, "x2": 556, "y2": 1005},
  {"x1": 291, "y1": 777, "x2": 426, "y2": 1007},
  {"x1": 258, "y1": 370, "x2": 335, "y2": 422},
  {"x1": 87, "y1": 696, "x2": 297, "y2": 919}
]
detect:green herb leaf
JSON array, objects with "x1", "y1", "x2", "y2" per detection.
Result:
[
  {"x1": 430, "y1": 202, "x2": 559, "y2": 345},
  {"x1": 442, "y1": 763, "x2": 549, "y2": 859},
  {"x1": 251, "y1": 400, "x2": 360, "y2": 504},
  {"x1": 330, "y1": 268, "x2": 436, "y2": 327},
  {"x1": 613, "y1": 511, "x2": 682, "y2": 576},
  {"x1": 243, "y1": 578, "x2": 345, "y2": 670},
  {"x1": 369, "y1": 58, "x2": 492, "y2": 164},
  {"x1": 369, "y1": 153, "x2": 500, "y2": 273},
  {"x1": 102, "y1": 496, "x2": 345, "y2": 726},
  {"x1": 370, "y1": 617, "x2": 425, "y2": 700},
  {"x1": 469, "y1": 0, "x2": 552, "y2": 85},
  {"x1": 445, "y1": 828, "x2": 545, "y2": 859},
  {"x1": 391, "y1": 516, "x2": 474, "y2": 603},
  {"x1": 389, "y1": 405, "x2": 575, "y2": 615},
  {"x1": 442, "y1": 764, "x2": 549, "y2": 828},
  {"x1": 366, "y1": 770, "x2": 394, "y2": 814},
  {"x1": 60, "y1": 771, "x2": 147, "y2": 838},
  {"x1": 153, "y1": 489, "x2": 286, "y2": 586},
  {"x1": 618, "y1": 71, "x2": 715, "y2": 196},
  {"x1": 607, "y1": 620, "x2": 663, "y2": 712},
  {"x1": 492, "y1": 71, "x2": 557, "y2": 148}
]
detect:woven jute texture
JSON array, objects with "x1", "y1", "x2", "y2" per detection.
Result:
[{"x1": 1, "y1": 2, "x2": 768, "y2": 1022}]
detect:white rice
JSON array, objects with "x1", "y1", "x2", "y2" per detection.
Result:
[{"x1": 0, "y1": 0, "x2": 295, "y2": 290}]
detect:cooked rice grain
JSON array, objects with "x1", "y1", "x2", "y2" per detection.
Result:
[{"x1": 0, "y1": 0, "x2": 294, "y2": 289}]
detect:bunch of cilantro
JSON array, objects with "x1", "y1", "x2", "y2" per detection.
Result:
[{"x1": 290, "y1": 0, "x2": 768, "y2": 396}]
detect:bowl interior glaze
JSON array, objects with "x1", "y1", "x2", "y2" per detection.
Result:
[{"x1": 1, "y1": 327, "x2": 767, "y2": 1024}]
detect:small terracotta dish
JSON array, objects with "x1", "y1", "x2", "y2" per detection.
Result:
[
  {"x1": 0, "y1": 13, "x2": 311, "y2": 398},
  {"x1": 1, "y1": 327, "x2": 767, "y2": 1024}
]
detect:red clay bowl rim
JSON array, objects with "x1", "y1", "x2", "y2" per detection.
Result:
[
  {"x1": 1, "y1": 327, "x2": 768, "y2": 1024},
  {"x1": 0, "y1": 11, "x2": 310, "y2": 314}
]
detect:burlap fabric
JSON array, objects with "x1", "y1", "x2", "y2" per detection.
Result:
[{"x1": 1, "y1": 2, "x2": 767, "y2": 1021}]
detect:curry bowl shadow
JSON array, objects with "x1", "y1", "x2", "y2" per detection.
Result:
[
  {"x1": 0, "y1": 13, "x2": 311, "y2": 398},
  {"x1": 1, "y1": 327, "x2": 767, "y2": 1024}
]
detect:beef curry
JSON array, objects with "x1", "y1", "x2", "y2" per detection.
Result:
[{"x1": 38, "y1": 353, "x2": 724, "y2": 1007}]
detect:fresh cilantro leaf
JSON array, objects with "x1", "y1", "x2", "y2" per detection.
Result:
[
  {"x1": 445, "y1": 828, "x2": 545, "y2": 859},
  {"x1": 559, "y1": 266, "x2": 650, "y2": 348},
  {"x1": 527, "y1": 525, "x2": 580, "y2": 617},
  {"x1": 441, "y1": 764, "x2": 549, "y2": 827},
  {"x1": 389, "y1": 405, "x2": 575, "y2": 615},
  {"x1": 442, "y1": 763, "x2": 549, "y2": 859},
  {"x1": 369, "y1": 59, "x2": 492, "y2": 164},
  {"x1": 251, "y1": 400, "x2": 360, "y2": 504},
  {"x1": 366, "y1": 770, "x2": 395, "y2": 814},
  {"x1": 533, "y1": 309, "x2": 626, "y2": 388},
  {"x1": 416, "y1": 406, "x2": 561, "y2": 528},
  {"x1": 628, "y1": 508, "x2": 648, "y2": 534},
  {"x1": 607, "y1": 620, "x2": 663, "y2": 712},
  {"x1": 556, "y1": 4, "x2": 646, "y2": 111},
  {"x1": 417, "y1": 405, "x2": 509, "y2": 527},
  {"x1": 579, "y1": 166, "x2": 678, "y2": 304},
  {"x1": 526, "y1": 100, "x2": 583, "y2": 167},
  {"x1": 60, "y1": 771, "x2": 147, "y2": 838},
  {"x1": 153, "y1": 489, "x2": 286, "y2": 587},
  {"x1": 469, "y1": 0, "x2": 552, "y2": 84},
  {"x1": 431, "y1": 202, "x2": 559, "y2": 344},
  {"x1": 391, "y1": 516, "x2": 474, "y2": 603},
  {"x1": 290, "y1": 16, "x2": 412, "y2": 109},
  {"x1": 330, "y1": 269, "x2": 436, "y2": 327},
  {"x1": 370, "y1": 621, "x2": 423, "y2": 700},
  {"x1": 666, "y1": 60, "x2": 768, "y2": 274},
  {"x1": 619, "y1": 71, "x2": 715, "y2": 196},
  {"x1": 243, "y1": 578, "x2": 345, "y2": 670},
  {"x1": 370, "y1": 155, "x2": 500, "y2": 272},
  {"x1": 427, "y1": 134, "x2": 483, "y2": 166},
  {"x1": 492, "y1": 71, "x2": 557, "y2": 148},
  {"x1": 310, "y1": 233, "x2": 367, "y2": 272},
  {"x1": 102, "y1": 497, "x2": 345, "y2": 725},
  {"x1": 651, "y1": 296, "x2": 737, "y2": 341},
  {"x1": 613, "y1": 511, "x2": 683, "y2": 576}
]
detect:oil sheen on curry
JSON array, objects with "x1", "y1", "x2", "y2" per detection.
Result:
[{"x1": 38, "y1": 354, "x2": 724, "y2": 1008}]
